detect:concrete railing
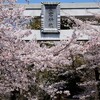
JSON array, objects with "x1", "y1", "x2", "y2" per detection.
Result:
[{"x1": 22, "y1": 29, "x2": 89, "y2": 41}]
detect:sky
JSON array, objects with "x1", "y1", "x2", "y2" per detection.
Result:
[{"x1": 17, "y1": 0, "x2": 98, "y2": 3}]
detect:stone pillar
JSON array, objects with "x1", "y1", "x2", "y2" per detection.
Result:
[{"x1": 41, "y1": 2, "x2": 60, "y2": 34}]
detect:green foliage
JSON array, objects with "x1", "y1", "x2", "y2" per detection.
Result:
[
  {"x1": 74, "y1": 55, "x2": 86, "y2": 68},
  {"x1": 28, "y1": 17, "x2": 41, "y2": 29},
  {"x1": 35, "y1": 69, "x2": 59, "y2": 85},
  {"x1": 40, "y1": 41, "x2": 55, "y2": 48}
]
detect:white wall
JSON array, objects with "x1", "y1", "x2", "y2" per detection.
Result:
[
  {"x1": 23, "y1": 9, "x2": 100, "y2": 17},
  {"x1": 23, "y1": 10, "x2": 41, "y2": 17},
  {"x1": 61, "y1": 9, "x2": 100, "y2": 16}
]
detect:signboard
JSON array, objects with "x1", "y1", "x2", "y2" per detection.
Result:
[{"x1": 41, "y1": 2, "x2": 60, "y2": 33}]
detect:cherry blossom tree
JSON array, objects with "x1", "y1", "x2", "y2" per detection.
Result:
[{"x1": 0, "y1": 0, "x2": 100, "y2": 100}]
